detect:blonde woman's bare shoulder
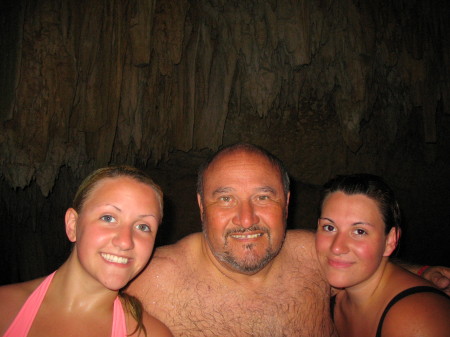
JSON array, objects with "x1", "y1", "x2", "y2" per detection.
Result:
[
  {"x1": 0, "y1": 277, "x2": 45, "y2": 334},
  {"x1": 381, "y1": 290, "x2": 450, "y2": 337}
]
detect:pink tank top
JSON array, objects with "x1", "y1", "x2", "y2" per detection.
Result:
[{"x1": 3, "y1": 272, "x2": 127, "y2": 337}]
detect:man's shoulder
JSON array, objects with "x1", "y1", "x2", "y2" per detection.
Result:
[
  {"x1": 282, "y1": 229, "x2": 317, "y2": 260},
  {"x1": 285, "y1": 229, "x2": 315, "y2": 245},
  {"x1": 153, "y1": 232, "x2": 202, "y2": 261},
  {"x1": 130, "y1": 233, "x2": 202, "y2": 286},
  {"x1": 126, "y1": 232, "x2": 203, "y2": 311}
]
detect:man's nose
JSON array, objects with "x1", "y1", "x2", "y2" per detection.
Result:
[{"x1": 232, "y1": 200, "x2": 259, "y2": 228}]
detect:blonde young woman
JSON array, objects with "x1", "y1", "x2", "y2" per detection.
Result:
[
  {"x1": 316, "y1": 174, "x2": 450, "y2": 337},
  {"x1": 0, "y1": 166, "x2": 173, "y2": 337}
]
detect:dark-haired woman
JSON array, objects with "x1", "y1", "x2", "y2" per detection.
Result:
[{"x1": 316, "y1": 174, "x2": 450, "y2": 337}]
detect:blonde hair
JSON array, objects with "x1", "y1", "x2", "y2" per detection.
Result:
[
  {"x1": 119, "y1": 291, "x2": 147, "y2": 337},
  {"x1": 72, "y1": 165, "x2": 163, "y2": 219}
]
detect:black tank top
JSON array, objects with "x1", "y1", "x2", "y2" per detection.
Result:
[{"x1": 330, "y1": 286, "x2": 449, "y2": 337}]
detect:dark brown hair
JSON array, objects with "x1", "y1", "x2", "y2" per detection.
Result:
[{"x1": 319, "y1": 173, "x2": 401, "y2": 236}]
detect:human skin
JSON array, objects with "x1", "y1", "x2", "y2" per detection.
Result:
[
  {"x1": 198, "y1": 149, "x2": 289, "y2": 275},
  {"x1": 0, "y1": 176, "x2": 172, "y2": 337},
  {"x1": 127, "y1": 150, "x2": 338, "y2": 337},
  {"x1": 315, "y1": 192, "x2": 397, "y2": 289},
  {"x1": 315, "y1": 191, "x2": 450, "y2": 337},
  {"x1": 65, "y1": 176, "x2": 161, "y2": 291}
]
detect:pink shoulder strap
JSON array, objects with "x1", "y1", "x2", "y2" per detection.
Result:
[
  {"x1": 111, "y1": 297, "x2": 127, "y2": 337},
  {"x1": 3, "y1": 272, "x2": 56, "y2": 337}
]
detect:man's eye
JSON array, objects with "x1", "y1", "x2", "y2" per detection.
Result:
[
  {"x1": 257, "y1": 195, "x2": 270, "y2": 201},
  {"x1": 101, "y1": 215, "x2": 116, "y2": 223},
  {"x1": 219, "y1": 196, "x2": 232, "y2": 202},
  {"x1": 136, "y1": 224, "x2": 151, "y2": 232}
]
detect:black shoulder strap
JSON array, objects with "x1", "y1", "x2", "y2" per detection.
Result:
[
  {"x1": 330, "y1": 295, "x2": 336, "y2": 320},
  {"x1": 375, "y1": 286, "x2": 449, "y2": 337}
]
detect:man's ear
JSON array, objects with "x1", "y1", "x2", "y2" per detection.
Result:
[
  {"x1": 383, "y1": 227, "x2": 400, "y2": 257},
  {"x1": 285, "y1": 192, "x2": 290, "y2": 219},
  {"x1": 197, "y1": 194, "x2": 204, "y2": 222},
  {"x1": 65, "y1": 208, "x2": 78, "y2": 242}
]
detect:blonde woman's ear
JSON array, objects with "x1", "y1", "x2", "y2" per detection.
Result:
[
  {"x1": 65, "y1": 208, "x2": 78, "y2": 242},
  {"x1": 383, "y1": 227, "x2": 400, "y2": 257}
]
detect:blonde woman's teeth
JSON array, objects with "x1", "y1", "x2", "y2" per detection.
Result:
[{"x1": 101, "y1": 253, "x2": 128, "y2": 264}]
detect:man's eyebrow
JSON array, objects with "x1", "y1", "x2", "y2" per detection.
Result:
[
  {"x1": 211, "y1": 186, "x2": 278, "y2": 196},
  {"x1": 256, "y1": 186, "x2": 276, "y2": 194},
  {"x1": 212, "y1": 187, "x2": 234, "y2": 195}
]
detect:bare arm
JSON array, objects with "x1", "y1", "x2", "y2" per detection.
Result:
[
  {"x1": 0, "y1": 280, "x2": 40, "y2": 335},
  {"x1": 392, "y1": 259, "x2": 450, "y2": 295},
  {"x1": 381, "y1": 292, "x2": 450, "y2": 337}
]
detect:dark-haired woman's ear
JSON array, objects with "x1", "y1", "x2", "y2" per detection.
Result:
[{"x1": 383, "y1": 227, "x2": 399, "y2": 257}]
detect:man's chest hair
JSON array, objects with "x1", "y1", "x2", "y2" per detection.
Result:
[{"x1": 164, "y1": 271, "x2": 333, "y2": 337}]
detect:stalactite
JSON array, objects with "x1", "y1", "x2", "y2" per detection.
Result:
[
  {"x1": 1, "y1": 0, "x2": 450, "y2": 285},
  {"x1": 0, "y1": 0, "x2": 448, "y2": 195}
]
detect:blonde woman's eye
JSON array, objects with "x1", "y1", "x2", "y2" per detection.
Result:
[
  {"x1": 136, "y1": 224, "x2": 151, "y2": 232},
  {"x1": 101, "y1": 215, "x2": 116, "y2": 223}
]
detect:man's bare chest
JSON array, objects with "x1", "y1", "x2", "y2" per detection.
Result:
[{"x1": 166, "y1": 277, "x2": 336, "y2": 337}]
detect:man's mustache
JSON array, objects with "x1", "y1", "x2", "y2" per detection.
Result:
[{"x1": 225, "y1": 225, "x2": 269, "y2": 236}]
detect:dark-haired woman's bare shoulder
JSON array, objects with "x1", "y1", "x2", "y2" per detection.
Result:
[{"x1": 381, "y1": 289, "x2": 450, "y2": 337}]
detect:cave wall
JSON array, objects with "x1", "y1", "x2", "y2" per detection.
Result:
[{"x1": 1, "y1": 0, "x2": 449, "y2": 285}]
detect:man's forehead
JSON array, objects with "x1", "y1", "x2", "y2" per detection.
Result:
[
  {"x1": 204, "y1": 150, "x2": 282, "y2": 184},
  {"x1": 209, "y1": 150, "x2": 273, "y2": 169}
]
